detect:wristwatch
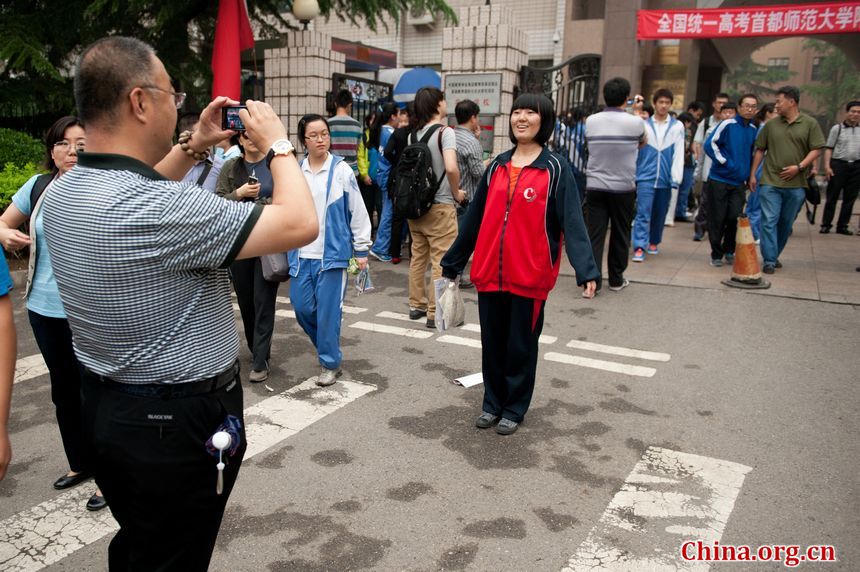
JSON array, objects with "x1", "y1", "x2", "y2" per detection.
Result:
[{"x1": 265, "y1": 139, "x2": 295, "y2": 168}]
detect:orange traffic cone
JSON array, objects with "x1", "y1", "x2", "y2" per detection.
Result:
[{"x1": 722, "y1": 215, "x2": 771, "y2": 290}]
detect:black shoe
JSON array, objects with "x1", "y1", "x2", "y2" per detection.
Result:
[
  {"x1": 820, "y1": 227, "x2": 831, "y2": 234},
  {"x1": 426, "y1": 318, "x2": 436, "y2": 329},
  {"x1": 86, "y1": 493, "x2": 108, "y2": 511},
  {"x1": 495, "y1": 418, "x2": 519, "y2": 435},
  {"x1": 775, "y1": 261, "x2": 783, "y2": 269},
  {"x1": 763, "y1": 264, "x2": 775, "y2": 274},
  {"x1": 53, "y1": 472, "x2": 92, "y2": 490},
  {"x1": 693, "y1": 234, "x2": 703, "y2": 242},
  {"x1": 408, "y1": 309, "x2": 427, "y2": 320},
  {"x1": 836, "y1": 228, "x2": 853, "y2": 236}
]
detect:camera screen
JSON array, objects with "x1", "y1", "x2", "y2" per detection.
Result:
[{"x1": 223, "y1": 107, "x2": 246, "y2": 131}]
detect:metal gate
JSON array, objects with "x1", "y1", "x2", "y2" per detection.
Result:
[
  {"x1": 328, "y1": 73, "x2": 394, "y2": 128},
  {"x1": 517, "y1": 54, "x2": 601, "y2": 177}
]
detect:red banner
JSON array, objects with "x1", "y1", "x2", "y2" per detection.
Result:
[
  {"x1": 212, "y1": 0, "x2": 255, "y2": 100},
  {"x1": 637, "y1": 2, "x2": 860, "y2": 40}
]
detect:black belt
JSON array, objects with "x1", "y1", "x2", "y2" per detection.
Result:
[{"x1": 84, "y1": 360, "x2": 240, "y2": 399}]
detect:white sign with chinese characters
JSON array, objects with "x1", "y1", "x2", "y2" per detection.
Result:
[{"x1": 443, "y1": 73, "x2": 503, "y2": 116}]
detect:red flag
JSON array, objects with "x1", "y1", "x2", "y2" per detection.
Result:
[{"x1": 212, "y1": 0, "x2": 255, "y2": 100}]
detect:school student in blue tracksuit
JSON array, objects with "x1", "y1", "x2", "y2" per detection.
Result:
[
  {"x1": 369, "y1": 103, "x2": 401, "y2": 261},
  {"x1": 703, "y1": 93, "x2": 759, "y2": 265},
  {"x1": 632, "y1": 89, "x2": 685, "y2": 262},
  {"x1": 290, "y1": 114, "x2": 372, "y2": 387}
]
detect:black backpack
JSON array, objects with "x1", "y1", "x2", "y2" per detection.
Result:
[
  {"x1": 391, "y1": 124, "x2": 445, "y2": 219},
  {"x1": 29, "y1": 173, "x2": 54, "y2": 209}
]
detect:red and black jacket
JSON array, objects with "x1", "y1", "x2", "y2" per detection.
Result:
[{"x1": 442, "y1": 147, "x2": 598, "y2": 300}]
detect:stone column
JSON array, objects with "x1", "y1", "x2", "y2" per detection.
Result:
[
  {"x1": 263, "y1": 31, "x2": 346, "y2": 143},
  {"x1": 600, "y1": 0, "x2": 644, "y2": 95},
  {"x1": 441, "y1": 5, "x2": 529, "y2": 156}
]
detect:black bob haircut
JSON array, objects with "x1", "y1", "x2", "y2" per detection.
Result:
[
  {"x1": 44, "y1": 115, "x2": 84, "y2": 173},
  {"x1": 508, "y1": 93, "x2": 555, "y2": 146},
  {"x1": 602, "y1": 77, "x2": 631, "y2": 108},
  {"x1": 298, "y1": 114, "x2": 330, "y2": 151}
]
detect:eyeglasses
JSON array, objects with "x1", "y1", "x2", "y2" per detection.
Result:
[
  {"x1": 304, "y1": 132, "x2": 330, "y2": 141},
  {"x1": 740, "y1": 104, "x2": 758, "y2": 109},
  {"x1": 139, "y1": 85, "x2": 187, "y2": 109},
  {"x1": 53, "y1": 140, "x2": 86, "y2": 153}
]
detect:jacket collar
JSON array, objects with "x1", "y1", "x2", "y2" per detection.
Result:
[
  {"x1": 493, "y1": 146, "x2": 555, "y2": 169},
  {"x1": 76, "y1": 152, "x2": 166, "y2": 181}
]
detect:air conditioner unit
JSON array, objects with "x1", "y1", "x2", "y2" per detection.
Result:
[{"x1": 407, "y1": 9, "x2": 436, "y2": 29}]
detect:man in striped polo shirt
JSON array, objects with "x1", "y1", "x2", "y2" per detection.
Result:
[
  {"x1": 328, "y1": 89, "x2": 363, "y2": 176},
  {"x1": 41, "y1": 36, "x2": 318, "y2": 570}
]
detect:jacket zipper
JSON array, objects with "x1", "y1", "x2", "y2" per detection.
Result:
[{"x1": 498, "y1": 167, "x2": 522, "y2": 291}]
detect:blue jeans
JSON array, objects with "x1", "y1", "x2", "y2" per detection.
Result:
[
  {"x1": 290, "y1": 259, "x2": 348, "y2": 369},
  {"x1": 371, "y1": 191, "x2": 393, "y2": 256},
  {"x1": 757, "y1": 185, "x2": 805, "y2": 266},
  {"x1": 676, "y1": 166, "x2": 695, "y2": 218},
  {"x1": 633, "y1": 182, "x2": 671, "y2": 250},
  {"x1": 746, "y1": 187, "x2": 762, "y2": 240}
]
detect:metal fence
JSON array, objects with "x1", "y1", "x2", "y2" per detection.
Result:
[{"x1": 328, "y1": 73, "x2": 394, "y2": 128}]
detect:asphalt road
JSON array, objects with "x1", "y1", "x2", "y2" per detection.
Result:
[{"x1": 2, "y1": 261, "x2": 857, "y2": 571}]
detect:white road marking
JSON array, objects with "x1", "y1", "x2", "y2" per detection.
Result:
[
  {"x1": 0, "y1": 379, "x2": 376, "y2": 572},
  {"x1": 348, "y1": 321, "x2": 434, "y2": 339},
  {"x1": 375, "y1": 311, "x2": 414, "y2": 322},
  {"x1": 276, "y1": 296, "x2": 291, "y2": 305},
  {"x1": 275, "y1": 309, "x2": 296, "y2": 319},
  {"x1": 565, "y1": 340, "x2": 670, "y2": 362},
  {"x1": 544, "y1": 352, "x2": 656, "y2": 378},
  {"x1": 437, "y1": 335, "x2": 481, "y2": 348},
  {"x1": 445, "y1": 323, "x2": 556, "y2": 344},
  {"x1": 14, "y1": 354, "x2": 48, "y2": 385},
  {"x1": 562, "y1": 446, "x2": 752, "y2": 572},
  {"x1": 341, "y1": 306, "x2": 367, "y2": 315}
]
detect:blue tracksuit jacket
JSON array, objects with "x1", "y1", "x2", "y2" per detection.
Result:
[
  {"x1": 635, "y1": 116, "x2": 685, "y2": 189},
  {"x1": 704, "y1": 116, "x2": 758, "y2": 186},
  {"x1": 288, "y1": 154, "x2": 372, "y2": 276}
]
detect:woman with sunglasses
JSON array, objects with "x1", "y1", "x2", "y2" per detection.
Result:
[
  {"x1": 289, "y1": 114, "x2": 371, "y2": 387},
  {"x1": 442, "y1": 94, "x2": 598, "y2": 435},
  {"x1": 0, "y1": 116, "x2": 106, "y2": 510}
]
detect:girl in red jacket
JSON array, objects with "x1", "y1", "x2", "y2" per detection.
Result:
[{"x1": 441, "y1": 93, "x2": 598, "y2": 435}]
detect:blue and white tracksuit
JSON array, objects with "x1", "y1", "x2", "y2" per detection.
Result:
[
  {"x1": 370, "y1": 125, "x2": 395, "y2": 257},
  {"x1": 289, "y1": 154, "x2": 372, "y2": 370},
  {"x1": 633, "y1": 116, "x2": 685, "y2": 250}
]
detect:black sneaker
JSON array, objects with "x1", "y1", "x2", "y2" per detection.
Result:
[
  {"x1": 775, "y1": 261, "x2": 783, "y2": 269},
  {"x1": 819, "y1": 227, "x2": 831, "y2": 234},
  {"x1": 426, "y1": 318, "x2": 436, "y2": 329},
  {"x1": 409, "y1": 309, "x2": 427, "y2": 320},
  {"x1": 495, "y1": 418, "x2": 519, "y2": 435},
  {"x1": 475, "y1": 412, "x2": 499, "y2": 428},
  {"x1": 763, "y1": 264, "x2": 775, "y2": 274},
  {"x1": 836, "y1": 228, "x2": 853, "y2": 236}
]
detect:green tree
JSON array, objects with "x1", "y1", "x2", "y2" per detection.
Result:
[
  {"x1": 725, "y1": 56, "x2": 795, "y2": 102},
  {"x1": 0, "y1": 0, "x2": 455, "y2": 125},
  {"x1": 800, "y1": 39, "x2": 860, "y2": 127}
]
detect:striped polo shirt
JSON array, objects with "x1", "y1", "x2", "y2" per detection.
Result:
[
  {"x1": 825, "y1": 122, "x2": 859, "y2": 162},
  {"x1": 41, "y1": 152, "x2": 262, "y2": 384},
  {"x1": 328, "y1": 115, "x2": 362, "y2": 175},
  {"x1": 584, "y1": 108, "x2": 646, "y2": 193}
]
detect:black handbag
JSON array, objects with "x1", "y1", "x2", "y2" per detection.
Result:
[{"x1": 804, "y1": 175, "x2": 821, "y2": 206}]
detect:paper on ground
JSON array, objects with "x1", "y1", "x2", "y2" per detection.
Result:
[{"x1": 453, "y1": 372, "x2": 483, "y2": 388}]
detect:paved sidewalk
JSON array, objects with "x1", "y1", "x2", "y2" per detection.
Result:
[{"x1": 567, "y1": 207, "x2": 860, "y2": 305}]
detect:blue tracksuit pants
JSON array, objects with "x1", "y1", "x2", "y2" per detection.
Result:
[
  {"x1": 676, "y1": 166, "x2": 695, "y2": 219},
  {"x1": 633, "y1": 181, "x2": 671, "y2": 250},
  {"x1": 290, "y1": 258, "x2": 348, "y2": 370},
  {"x1": 371, "y1": 192, "x2": 393, "y2": 256}
]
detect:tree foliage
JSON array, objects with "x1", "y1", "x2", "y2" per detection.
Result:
[
  {"x1": 726, "y1": 56, "x2": 795, "y2": 102},
  {"x1": 800, "y1": 39, "x2": 860, "y2": 127},
  {"x1": 0, "y1": 0, "x2": 456, "y2": 124}
]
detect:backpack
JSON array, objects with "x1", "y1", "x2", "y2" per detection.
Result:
[
  {"x1": 390, "y1": 124, "x2": 445, "y2": 219},
  {"x1": 29, "y1": 173, "x2": 54, "y2": 210}
]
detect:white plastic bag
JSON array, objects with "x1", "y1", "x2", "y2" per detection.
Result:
[{"x1": 434, "y1": 277, "x2": 465, "y2": 333}]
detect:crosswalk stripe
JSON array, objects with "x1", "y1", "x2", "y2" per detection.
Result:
[
  {"x1": 275, "y1": 309, "x2": 296, "y2": 319},
  {"x1": 437, "y1": 334, "x2": 481, "y2": 348},
  {"x1": 276, "y1": 296, "x2": 291, "y2": 305},
  {"x1": 565, "y1": 340, "x2": 670, "y2": 362},
  {"x1": 0, "y1": 378, "x2": 376, "y2": 572},
  {"x1": 562, "y1": 447, "x2": 752, "y2": 571},
  {"x1": 459, "y1": 323, "x2": 556, "y2": 345},
  {"x1": 13, "y1": 354, "x2": 48, "y2": 385},
  {"x1": 375, "y1": 311, "x2": 413, "y2": 322},
  {"x1": 544, "y1": 352, "x2": 657, "y2": 378},
  {"x1": 341, "y1": 306, "x2": 367, "y2": 315},
  {"x1": 348, "y1": 321, "x2": 434, "y2": 339}
]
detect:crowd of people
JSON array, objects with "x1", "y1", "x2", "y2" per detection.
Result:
[{"x1": 0, "y1": 32, "x2": 857, "y2": 571}]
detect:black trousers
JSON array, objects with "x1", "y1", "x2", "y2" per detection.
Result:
[
  {"x1": 359, "y1": 179, "x2": 381, "y2": 230},
  {"x1": 821, "y1": 160, "x2": 860, "y2": 230},
  {"x1": 389, "y1": 211, "x2": 408, "y2": 259},
  {"x1": 694, "y1": 181, "x2": 709, "y2": 237},
  {"x1": 81, "y1": 367, "x2": 246, "y2": 571},
  {"x1": 586, "y1": 190, "x2": 635, "y2": 290},
  {"x1": 230, "y1": 257, "x2": 279, "y2": 371},
  {"x1": 28, "y1": 311, "x2": 87, "y2": 473},
  {"x1": 705, "y1": 179, "x2": 746, "y2": 259},
  {"x1": 478, "y1": 292, "x2": 545, "y2": 423}
]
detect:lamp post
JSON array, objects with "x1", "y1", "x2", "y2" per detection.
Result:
[{"x1": 293, "y1": 0, "x2": 320, "y2": 30}]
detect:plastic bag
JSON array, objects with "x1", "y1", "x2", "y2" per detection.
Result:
[
  {"x1": 355, "y1": 267, "x2": 374, "y2": 295},
  {"x1": 434, "y1": 277, "x2": 465, "y2": 333}
]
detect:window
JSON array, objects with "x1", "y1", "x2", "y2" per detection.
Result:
[
  {"x1": 811, "y1": 57, "x2": 823, "y2": 81},
  {"x1": 767, "y1": 57, "x2": 789, "y2": 72}
]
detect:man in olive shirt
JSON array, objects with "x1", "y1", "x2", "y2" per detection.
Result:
[{"x1": 750, "y1": 86, "x2": 824, "y2": 274}]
